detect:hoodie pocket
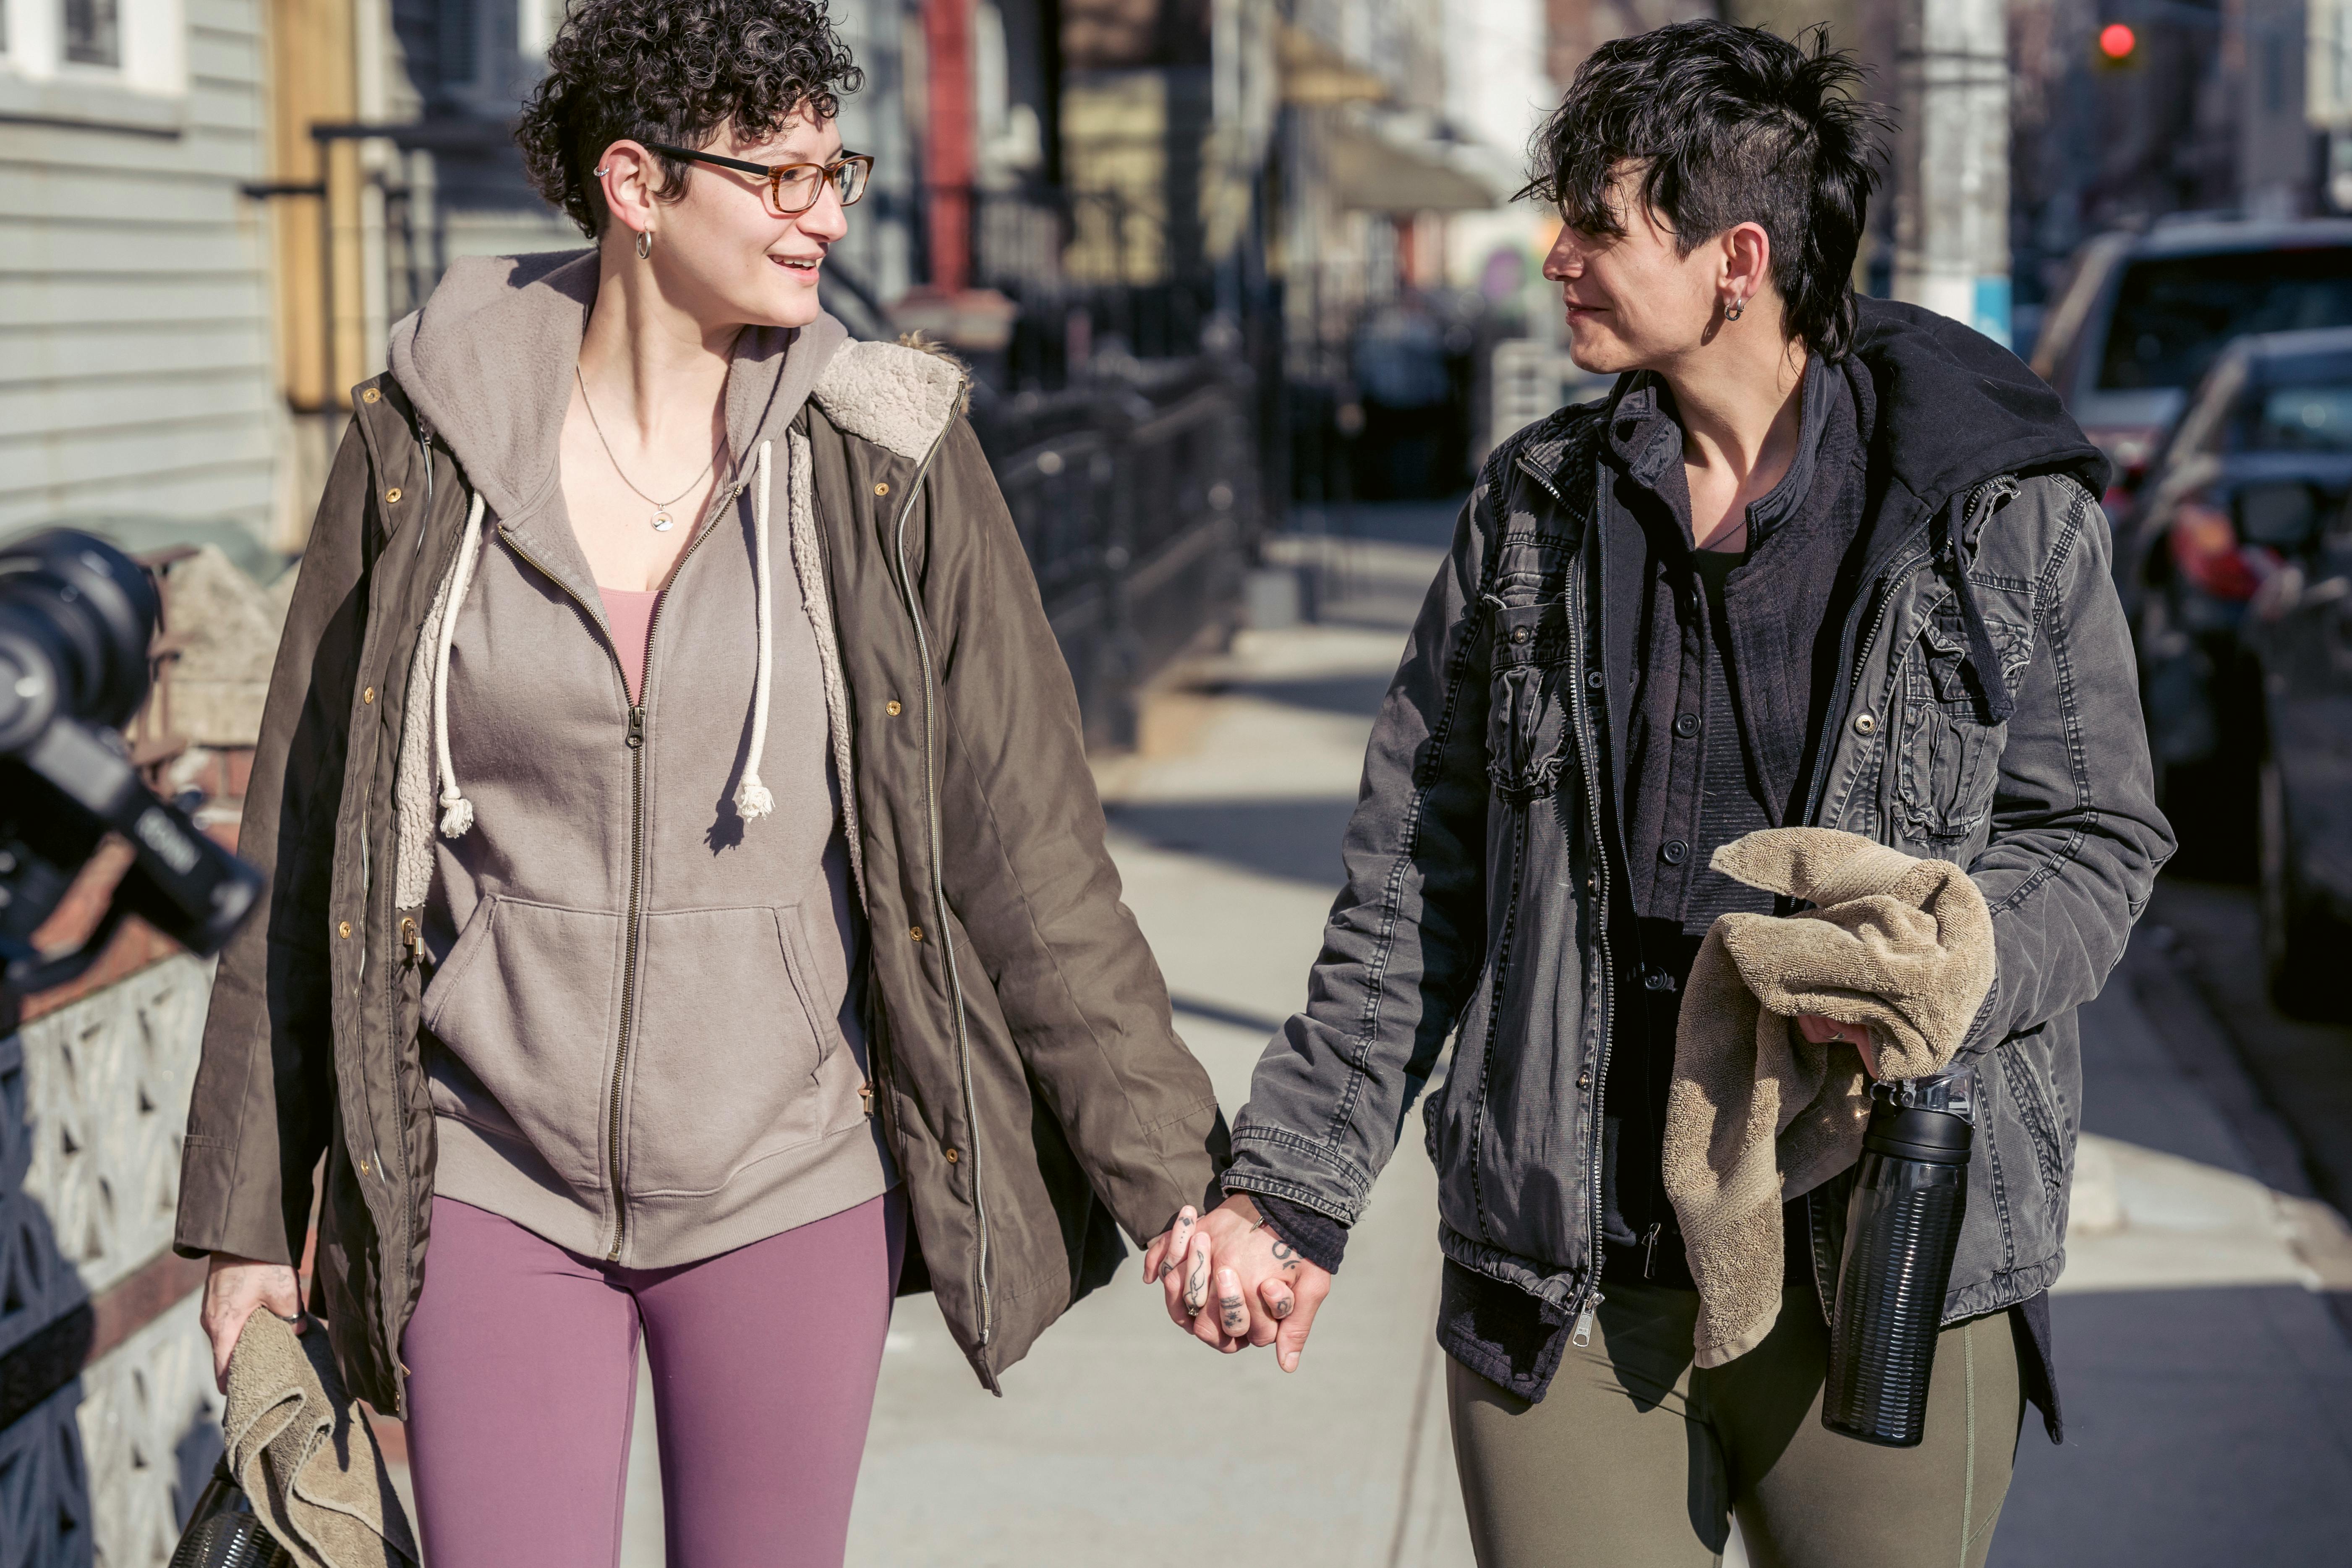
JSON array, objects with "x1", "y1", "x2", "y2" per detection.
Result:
[
  {"x1": 421, "y1": 894, "x2": 623, "y2": 1189},
  {"x1": 622, "y1": 904, "x2": 852, "y2": 1199}
]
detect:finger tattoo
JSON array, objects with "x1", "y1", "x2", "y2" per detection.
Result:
[
  {"x1": 1219, "y1": 1291, "x2": 1249, "y2": 1335},
  {"x1": 1269, "y1": 1294, "x2": 1294, "y2": 1320},
  {"x1": 1185, "y1": 1253, "x2": 1209, "y2": 1314}
]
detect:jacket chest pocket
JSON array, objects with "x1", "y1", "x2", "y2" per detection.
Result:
[
  {"x1": 1894, "y1": 609, "x2": 2006, "y2": 841},
  {"x1": 1486, "y1": 597, "x2": 1572, "y2": 802}
]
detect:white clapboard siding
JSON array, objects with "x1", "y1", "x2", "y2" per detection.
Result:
[{"x1": 0, "y1": 0, "x2": 281, "y2": 542}]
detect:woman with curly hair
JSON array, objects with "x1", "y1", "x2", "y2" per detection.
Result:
[{"x1": 176, "y1": 0, "x2": 1228, "y2": 1559}]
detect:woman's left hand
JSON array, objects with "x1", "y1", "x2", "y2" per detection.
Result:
[{"x1": 1795, "y1": 1013, "x2": 1880, "y2": 1077}]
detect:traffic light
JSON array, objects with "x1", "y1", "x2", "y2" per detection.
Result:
[{"x1": 2095, "y1": 21, "x2": 2140, "y2": 70}]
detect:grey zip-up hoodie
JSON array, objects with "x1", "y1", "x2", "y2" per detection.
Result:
[{"x1": 384, "y1": 251, "x2": 891, "y2": 1268}]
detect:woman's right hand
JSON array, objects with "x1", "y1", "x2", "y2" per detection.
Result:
[{"x1": 199, "y1": 1254, "x2": 304, "y2": 1393}]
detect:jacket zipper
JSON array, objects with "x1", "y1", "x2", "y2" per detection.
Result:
[
  {"x1": 888, "y1": 411, "x2": 995, "y2": 1346},
  {"x1": 1518, "y1": 451, "x2": 1612, "y2": 1344},
  {"x1": 499, "y1": 483, "x2": 739, "y2": 1263}
]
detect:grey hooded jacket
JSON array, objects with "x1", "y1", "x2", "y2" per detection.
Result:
[{"x1": 1220, "y1": 301, "x2": 2175, "y2": 1342}]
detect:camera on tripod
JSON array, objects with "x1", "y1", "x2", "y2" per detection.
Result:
[{"x1": 0, "y1": 529, "x2": 264, "y2": 993}]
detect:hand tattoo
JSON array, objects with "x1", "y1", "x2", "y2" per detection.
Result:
[
  {"x1": 1185, "y1": 1252, "x2": 1209, "y2": 1315},
  {"x1": 1268, "y1": 1293, "x2": 1294, "y2": 1320},
  {"x1": 1218, "y1": 1289, "x2": 1249, "y2": 1335},
  {"x1": 1269, "y1": 1239, "x2": 1301, "y2": 1273}
]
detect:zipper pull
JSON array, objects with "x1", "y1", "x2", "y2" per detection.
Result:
[
  {"x1": 626, "y1": 706, "x2": 645, "y2": 750},
  {"x1": 1642, "y1": 1222, "x2": 1663, "y2": 1279},
  {"x1": 416, "y1": 419, "x2": 436, "y2": 550},
  {"x1": 1571, "y1": 1293, "x2": 1602, "y2": 1348},
  {"x1": 399, "y1": 915, "x2": 422, "y2": 966}
]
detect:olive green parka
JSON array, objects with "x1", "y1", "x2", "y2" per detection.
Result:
[{"x1": 174, "y1": 297, "x2": 1228, "y2": 1413}]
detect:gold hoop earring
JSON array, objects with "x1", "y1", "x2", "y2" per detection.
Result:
[
  {"x1": 636, "y1": 230, "x2": 654, "y2": 260},
  {"x1": 1725, "y1": 297, "x2": 1745, "y2": 321}
]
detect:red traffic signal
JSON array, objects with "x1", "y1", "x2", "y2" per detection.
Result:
[{"x1": 2098, "y1": 22, "x2": 2137, "y2": 63}]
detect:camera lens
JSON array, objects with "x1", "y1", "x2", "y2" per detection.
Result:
[{"x1": 0, "y1": 531, "x2": 160, "y2": 753}]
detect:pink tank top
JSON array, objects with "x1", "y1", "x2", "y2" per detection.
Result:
[{"x1": 598, "y1": 588, "x2": 658, "y2": 706}]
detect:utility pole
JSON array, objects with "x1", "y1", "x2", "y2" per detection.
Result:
[{"x1": 1892, "y1": 0, "x2": 2011, "y2": 346}]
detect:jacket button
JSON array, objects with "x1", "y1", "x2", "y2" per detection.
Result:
[
  {"x1": 1584, "y1": 873, "x2": 1598, "y2": 894},
  {"x1": 1673, "y1": 713, "x2": 1698, "y2": 737},
  {"x1": 943, "y1": 1146, "x2": 959, "y2": 1163},
  {"x1": 357, "y1": 1157, "x2": 369, "y2": 1174},
  {"x1": 886, "y1": 700, "x2": 902, "y2": 716},
  {"x1": 1586, "y1": 669, "x2": 1604, "y2": 688},
  {"x1": 384, "y1": 487, "x2": 401, "y2": 504},
  {"x1": 1576, "y1": 1072, "x2": 1590, "y2": 1089},
  {"x1": 362, "y1": 686, "x2": 375, "y2": 704},
  {"x1": 338, "y1": 921, "x2": 353, "y2": 938},
  {"x1": 1509, "y1": 625, "x2": 1530, "y2": 644},
  {"x1": 1660, "y1": 839, "x2": 1688, "y2": 865},
  {"x1": 874, "y1": 481, "x2": 890, "y2": 496},
  {"x1": 1853, "y1": 711, "x2": 1877, "y2": 735},
  {"x1": 909, "y1": 925, "x2": 923, "y2": 942},
  {"x1": 361, "y1": 388, "x2": 379, "y2": 404}
]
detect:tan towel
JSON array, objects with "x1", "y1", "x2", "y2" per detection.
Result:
[
  {"x1": 220, "y1": 1312, "x2": 419, "y2": 1568},
  {"x1": 1664, "y1": 828, "x2": 1995, "y2": 1369}
]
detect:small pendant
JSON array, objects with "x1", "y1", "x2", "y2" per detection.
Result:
[{"x1": 651, "y1": 511, "x2": 673, "y2": 532}]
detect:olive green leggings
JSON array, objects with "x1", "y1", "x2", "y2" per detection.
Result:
[{"x1": 1446, "y1": 1281, "x2": 2022, "y2": 1568}]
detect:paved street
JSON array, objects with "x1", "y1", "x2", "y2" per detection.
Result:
[{"x1": 582, "y1": 500, "x2": 2352, "y2": 1565}]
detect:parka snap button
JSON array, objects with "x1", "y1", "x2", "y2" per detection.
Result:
[
  {"x1": 909, "y1": 925, "x2": 923, "y2": 942},
  {"x1": 384, "y1": 487, "x2": 401, "y2": 504},
  {"x1": 886, "y1": 700, "x2": 902, "y2": 716},
  {"x1": 1584, "y1": 874, "x2": 1598, "y2": 894},
  {"x1": 1673, "y1": 713, "x2": 1699, "y2": 737},
  {"x1": 1586, "y1": 669, "x2": 1604, "y2": 689},
  {"x1": 361, "y1": 388, "x2": 379, "y2": 403},
  {"x1": 338, "y1": 921, "x2": 353, "y2": 938},
  {"x1": 943, "y1": 1147, "x2": 959, "y2": 1163},
  {"x1": 874, "y1": 481, "x2": 890, "y2": 496},
  {"x1": 362, "y1": 686, "x2": 375, "y2": 704},
  {"x1": 1576, "y1": 1072, "x2": 1590, "y2": 1089},
  {"x1": 1509, "y1": 626, "x2": 1529, "y2": 644},
  {"x1": 1853, "y1": 712, "x2": 1877, "y2": 735}
]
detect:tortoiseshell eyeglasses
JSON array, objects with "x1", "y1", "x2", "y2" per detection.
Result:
[{"x1": 643, "y1": 142, "x2": 873, "y2": 217}]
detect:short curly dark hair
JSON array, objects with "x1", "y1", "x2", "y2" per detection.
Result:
[
  {"x1": 516, "y1": 0, "x2": 863, "y2": 238},
  {"x1": 1521, "y1": 20, "x2": 1884, "y2": 359}
]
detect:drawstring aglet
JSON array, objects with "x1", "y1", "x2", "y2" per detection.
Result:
[{"x1": 733, "y1": 775, "x2": 775, "y2": 821}]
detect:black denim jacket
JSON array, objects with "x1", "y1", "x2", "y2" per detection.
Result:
[{"x1": 1225, "y1": 301, "x2": 2174, "y2": 1427}]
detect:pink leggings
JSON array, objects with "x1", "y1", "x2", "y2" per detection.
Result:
[{"x1": 400, "y1": 1191, "x2": 904, "y2": 1568}]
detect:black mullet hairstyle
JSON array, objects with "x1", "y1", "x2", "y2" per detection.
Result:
[
  {"x1": 516, "y1": 0, "x2": 863, "y2": 238},
  {"x1": 1519, "y1": 18, "x2": 1887, "y2": 360}
]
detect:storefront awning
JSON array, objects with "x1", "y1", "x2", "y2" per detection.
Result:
[{"x1": 1323, "y1": 115, "x2": 1511, "y2": 214}]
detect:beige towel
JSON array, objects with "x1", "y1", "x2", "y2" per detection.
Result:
[
  {"x1": 220, "y1": 1313, "x2": 419, "y2": 1568},
  {"x1": 1664, "y1": 828, "x2": 1995, "y2": 1369}
]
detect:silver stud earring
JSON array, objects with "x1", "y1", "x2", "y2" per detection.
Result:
[
  {"x1": 636, "y1": 229, "x2": 654, "y2": 260},
  {"x1": 593, "y1": 165, "x2": 611, "y2": 177},
  {"x1": 1725, "y1": 296, "x2": 1746, "y2": 321}
]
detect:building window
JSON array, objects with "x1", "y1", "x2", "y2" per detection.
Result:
[
  {"x1": 64, "y1": 0, "x2": 122, "y2": 65},
  {"x1": 439, "y1": 0, "x2": 478, "y2": 86}
]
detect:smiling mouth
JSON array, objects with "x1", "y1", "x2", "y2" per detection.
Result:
[{"x1": 771, "y1": 254, "x2": 823, "y2": 276}]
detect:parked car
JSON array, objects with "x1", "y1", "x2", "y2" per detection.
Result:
[
  {"x1": 2121, "y1": 327, "x2": 2352, "y2": 897},
  {"x1": 2244, "y1": 498, "x2": 2352, "y2": 1019},
  {"x1": 2032, "y1": 220, "x2": 2352, "y2": 497}
]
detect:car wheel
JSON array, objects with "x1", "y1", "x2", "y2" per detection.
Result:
[{"x1": 2258, "y1": 749, "x2": 2352, "y2": 1021}]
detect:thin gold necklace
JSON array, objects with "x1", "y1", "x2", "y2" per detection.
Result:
[{"x1": 575, "y1": 366, "x2": 722, "y2": 532}]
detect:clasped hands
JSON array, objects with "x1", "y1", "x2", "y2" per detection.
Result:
[{"x1": 1139, "y1": 1193, "x2": 1330, "y2": 1372}]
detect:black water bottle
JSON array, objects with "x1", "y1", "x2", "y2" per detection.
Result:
[{"x1": 1822, "y1": 1066, "x2": 1976, "y2": 1447}]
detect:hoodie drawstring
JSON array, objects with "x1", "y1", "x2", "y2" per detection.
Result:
[
  {"x1": 435, "y1": 491, "x2": 488, "y2": 836},
  {"x1": 733, "y1": 439, "x2": 778, "y2": 822}
]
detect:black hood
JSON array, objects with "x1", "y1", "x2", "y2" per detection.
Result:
[{"x1": 1849, "y1": 296, "x2": 2108, "y2": 531}]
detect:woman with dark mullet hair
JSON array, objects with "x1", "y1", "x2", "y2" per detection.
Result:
[
  {"x1": 178, "y1": 0, "x2": 1228, "y2": 1560},
  {"x1": 1159, "y1": 18, "x2": 2170, "y2": 1567}
]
